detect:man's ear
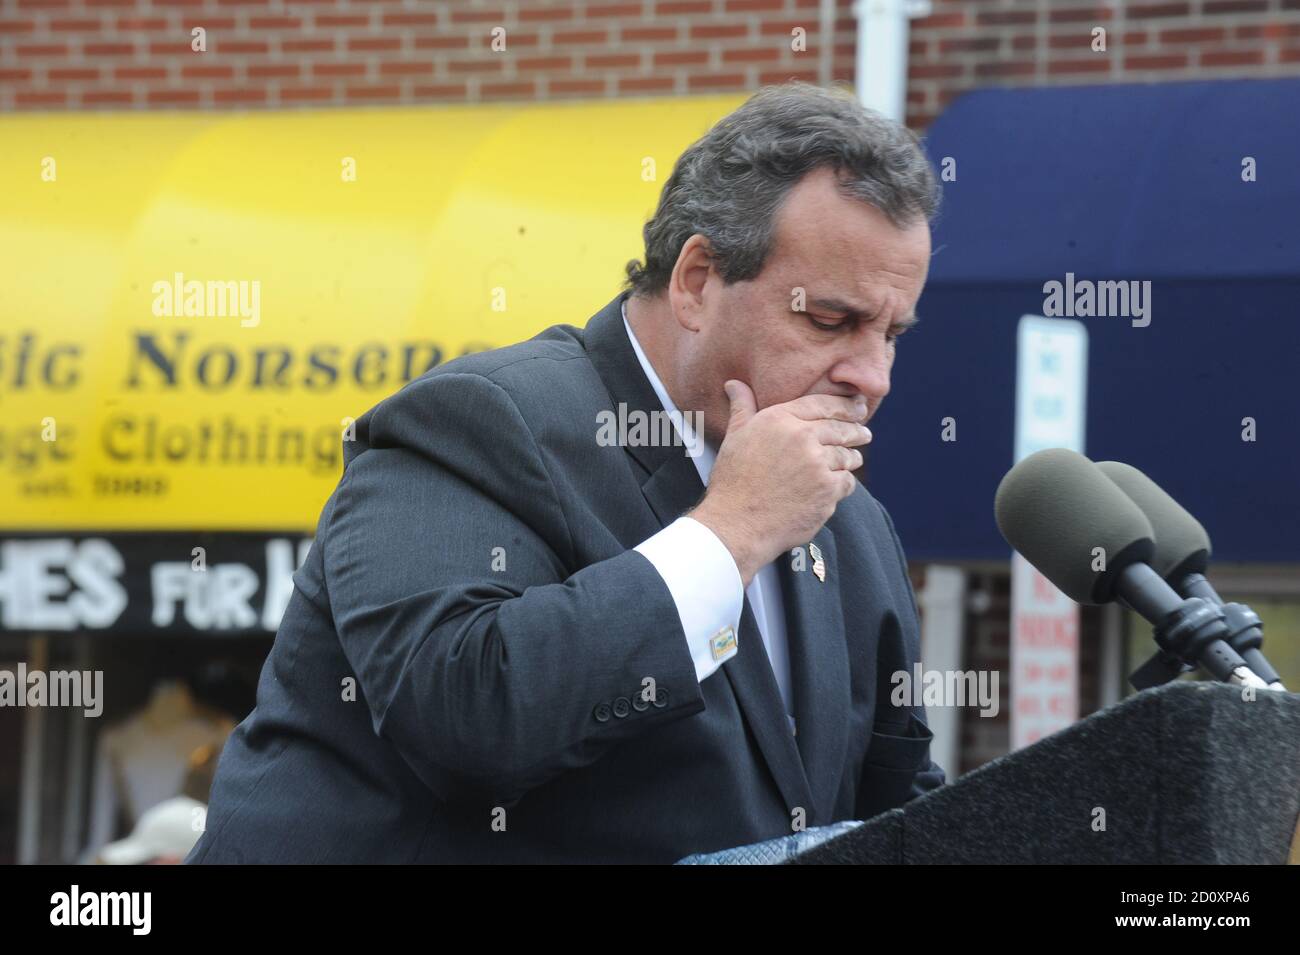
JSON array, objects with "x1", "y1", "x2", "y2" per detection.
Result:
[{"x1": 668, "y1": 234, "x2": 715, "y2": 332}]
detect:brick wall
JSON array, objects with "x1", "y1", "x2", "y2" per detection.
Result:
[
  {"x1": 4, "y1": 0, "x2": 1299, "y2": 119},
  {"x1": 908, "y1": 0, "x2": 1300, "y2": 128},
  {"x1": 0, "y1": 0, "x2": 857, "y2": 111}
]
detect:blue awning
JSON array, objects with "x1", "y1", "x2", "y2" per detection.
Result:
[{"x1": 869, "y1": 79, "x2": 1300, "y2": 563}]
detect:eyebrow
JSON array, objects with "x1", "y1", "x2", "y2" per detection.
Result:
[{"x1": 807, "y1": 297, "x2": 920, "y2": 332}]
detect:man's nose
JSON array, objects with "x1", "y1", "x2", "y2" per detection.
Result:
[{"x1": 830, "y1": 349, "x2": 891, "y2": 406}]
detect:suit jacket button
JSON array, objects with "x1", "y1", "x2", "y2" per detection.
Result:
[
  {"x1": 631, "y1": 693, "x2": 650, "y2": 712},
  {"x1": 593, "y1": 702, "x2": 612, "y2": 722},
  {"x1": 612, "y1": 697, "x2": 631, "y2": 718},
  {"x1": 652, "y1": 687, "x2": 669, "y2": 708}
]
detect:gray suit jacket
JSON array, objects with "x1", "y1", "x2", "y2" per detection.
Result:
[{"x1": 187, "y1": 290, "x2": 945, "y2": 864}]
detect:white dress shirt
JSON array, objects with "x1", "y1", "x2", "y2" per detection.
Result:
[{"x1": 623, "y1": 301, "x2": 795, "y2": 730}]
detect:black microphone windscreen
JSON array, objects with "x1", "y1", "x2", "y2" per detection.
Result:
[
  {"x1": 994, "y1": 448, "x2": 1154, "y2": 604},
  {"x1": 1095, "y1": 461, "x2": 1212, "y2": 580}
]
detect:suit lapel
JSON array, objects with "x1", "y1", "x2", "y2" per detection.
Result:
[
  {"x1": 778, "y1": 524, "x2": 852, "y2": 824},
  {"x1": 584, "y1": 290, "x2": 815, "y2": 817}
]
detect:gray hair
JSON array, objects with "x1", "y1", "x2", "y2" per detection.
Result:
[{"x1": 624, "y1": 81, "x2": 940, "y2": 298}]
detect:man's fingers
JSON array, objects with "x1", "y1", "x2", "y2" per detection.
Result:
[
  {"x1": 813, "y1": 420, "x2": 872, "y2": 447},
  {"x1": 826, "y1": 445, "x2": 863, "y2": 471},
  {"x1": 784, "y1": 393, "x2": 869, "y2": 423}
]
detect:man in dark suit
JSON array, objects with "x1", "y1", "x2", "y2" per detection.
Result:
[{"x1": 188, "y1": 81, "x2": 945, "y2": 864}]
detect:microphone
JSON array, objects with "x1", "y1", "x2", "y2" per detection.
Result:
[
  {"x1": 994, "y1": 449, "x2": 1269, "y2": 690},
  {"x1": 1095, "y1": 461, "x2": 1286, "y2": 690}
]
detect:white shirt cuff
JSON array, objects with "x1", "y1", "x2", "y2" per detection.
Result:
[{"x1": 634, "y1": 516, "x2": 743, "y2": 682}]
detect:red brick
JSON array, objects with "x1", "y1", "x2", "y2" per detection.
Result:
[
  {"x1": 1201, "y1": 49, "x2": 1266, "y2": 66},
  {"x1": 345, "y1": 84, "x2": 402, "y2": 99},
  {"x1": 910, "y1": 62, "x2": 964, "y2": 79},
  {"x1": 687, "y1": 72, "x2": 745, "y2": 90},
  {"x1": 1047, "y1": 58, "x2": 1112, "y2": 74},
  {"x1": 759, "y1": 19, "x2": 813, "y2": 38},
  {"x1": 214, "y1": 88, "x2": 268, "y2": 104},
  {"x1": 657, "y1": 0, "x2": 710, "y2": 12},
  {"x1": 1048, "y1": 5, "x2": 1114, "y2": 22},
  {"x1": 116, "y1": 17, "x2": 167, "y2": 30},
  {"x1": 18, "y1": 0, "x2": 74, "y2": 8},
  {"x1": 280, "y1": 85, "x2": 334, "y2": 102},
  {"x1": 554, "y1": 29, "x2": 611, "y2": 44},
  {"x1": 1048, "y1": 33, "x2": 1101, "y2": 50},
  {"x1": 1202, "y1": 0, "x2": 1268, "y2": 12},
  {"x1": 48, "y1": 67, "x2": 100, "y2": 80},
  {"x1": 382, "y1": 13, "x2": 440, "y2": 26},
  {"x1": 725, "y1": 0, "x2": 783, "y2": 10},
  {"x1": 147, "y1": 41, "x2": 192, "y2": 55},
  {"x1": 620, "y1": 27, "x2": 675, "y2": 42},
  {"x1": 247, "y1": 63, "x2": 299, "y2": 78},
  {"x1": 249, "y1": 16, "x2": 302, "y2": 29},
  {"x1": 17, "y1": 90, "x2": 69, "y2": 106},
  {"x1": 481, "y1": 80, "x2": 536, "y2": 96},
  {"x1": 0, "y1": 68, "x2": 33, "y2": 80},
  {"x1": 83, "y1": 90, "x2": 135, "y2": 105},
  {"x1": 282, "y1": 39, "x2": 334, "y2": 52},
  {"x1": 0, "y1": 20, "x2": 37, "y2": 33},
  {"x1": 348, "y1": 37, "x2": 401, "y2": 52},
  {"x1": 1236, "y1": 24, "x2": 1300, "y2": 39},
  {"x1": 313, "y1": 62, "x2": 366, "y2": 77},
  {"x1": 585, "y1": 53, "x2": 639, "y2": 68},
  {"x1": 977, "y1": 10, "x2": 1036, "y2": 26},
  {"x1": 587, "y1": 2, "x2": 641, "y2": 16},
  {"x1": 691, "y1": 23, "x2": 748, "y2": 39},
  {"x1": 447, "y1": 59, "x2": 505, "y2": 74},
  {"x1": 181, "y1": 16, "x2": 235, "y2": 29},
  {"x1": 1159, "y1": 27, "x2": 1226, "y2": 44},
  {"x1": 654, "y1": 50, "x2": 708, "y2": 66},
  {"x1": 549, "y1": 79, "x2": 606, "y2": 95},
  {"x1": 181, "y1": 63, "x2": 235, "y2": 79},
  {"x1": 758, "y1": 67, "x2": 818, "y2": 84},
  {"x1": 518, "y1": 6, "x2": 573, "y2": 21},
  {"x1": 49, "y1": 18, "x2": 99, "y2": 31},
  {"x1": 378, "y1": 61, "x2": 435, "y2": 76},
  {"x1": 722, "y1": 47, "x2": 781, "y2": 63},
  {"x1": 939, "y1": 36, "x2": 1000, "y2": 54},
  {"x1": 115, "y1": 66, "x2": 166, "y2": 80},
  {"x1": 413, "y1": 35, "x2": 470, "y2": 50},
  {"x1": 1011, "y1": 34, "x2": 1038, "y2": 51},
  {"x1": 84, "y1": 0, "x2": 135, "y2": 6},
  {"x1": 147, "y1": 89, "x2": 201, "y2": 105},
  {"x1": 411, "y1": 82, "x2": 469, "y2": 96},
  {"x1": 316, "y1": 14, "x2": 368, "y2": 28},
  {"x1": 218, "y1": 41, "x2": 271, "y2": 54},
  {"x1": 1128, "y1": 2, "x2": 1189, "y2": 15},
  {"x1": 16, "y1": 42, "x2": 70, "y2": 55},
  {"x1": 449, "y1": 8, "x2": 505, "y2": 24},
  {"x1": 619, "y1": 75, "x2": 674, "y2": 93},
  {"x1": 517, "y1": 55, "x2": 572, "y2": 70},
  {"x1": 1125, "y1": 53, "x2": 1189, "y2": 69},
  {"x1": 973, "y1": 60, "x2": 1035, "y2": 77},
  {"x1": 914, "y1": 12, "x2": 964, "y2": 29}
]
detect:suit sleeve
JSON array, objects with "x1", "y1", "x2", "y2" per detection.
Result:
[{"x1": 322, "y1": 371, "x2": 707, "y2": 807}]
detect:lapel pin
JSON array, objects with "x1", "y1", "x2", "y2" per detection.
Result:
[{"x1": 809, "y1": 542, "x2": 826, "y2": 583}]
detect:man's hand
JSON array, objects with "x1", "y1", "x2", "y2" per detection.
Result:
[{"x1": 690, "y1": 379, "x2": 871, "y2": 587}]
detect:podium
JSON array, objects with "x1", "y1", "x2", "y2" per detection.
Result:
[{"x1": 789, "y1": 682, "x2": 1300, "y2": 864}]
